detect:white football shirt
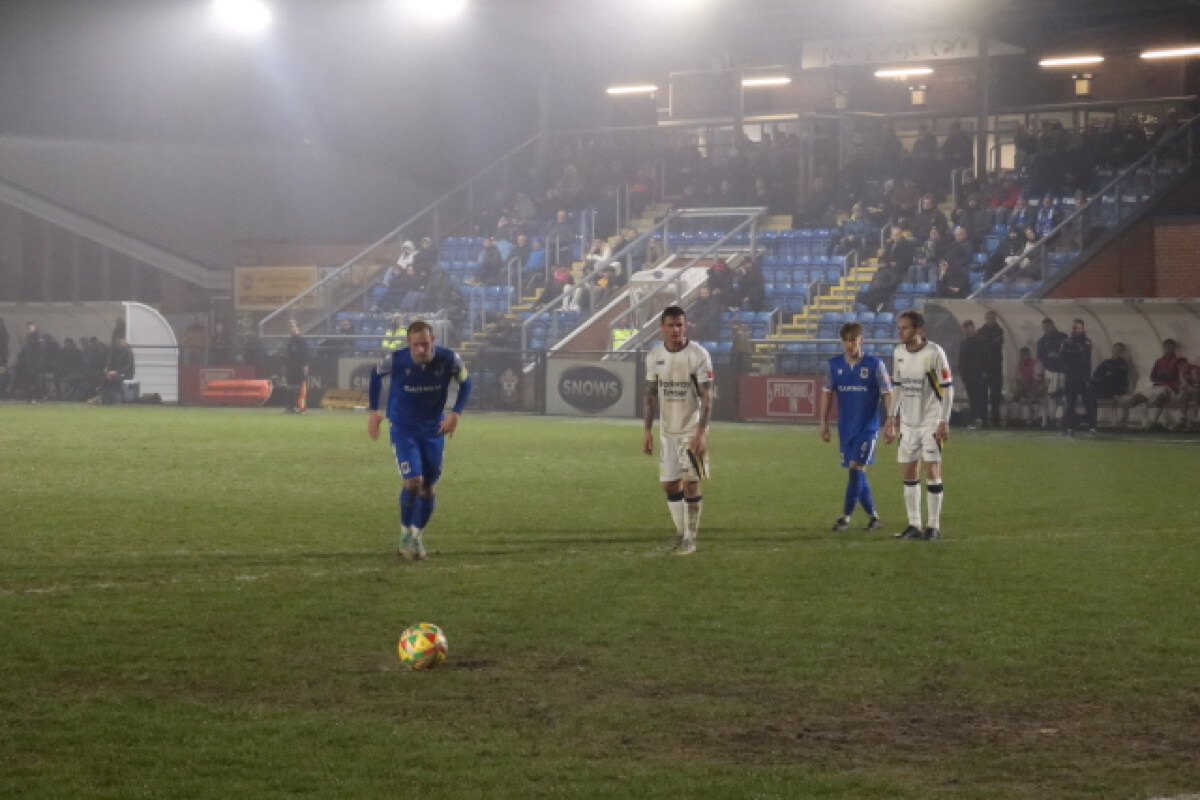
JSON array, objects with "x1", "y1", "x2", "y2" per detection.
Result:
[
  {"x1": 891, "y1": 340, "x2": 953, "y2": 427},
  {"x1": 645, "y1": 340, "x2": 714, "y2": 436}
]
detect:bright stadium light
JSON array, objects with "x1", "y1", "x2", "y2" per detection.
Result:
[
  {"x1": 742, "y1": 76, "x2": 792, "y2": 88},
  {"x1": 607, "y1": 84, "x2": 659, "y2": 95},
  {"x1": 402, "y1": 0, "x2": 468, "y2": 24},
  {"x1": 210, "y1": 0, "x2": 273, "y2": 37},
  {"x1": 1039, "y1": 55, "x2": 1105, "y2": 67},
  {"x1": 874, "y1": 67, "x2": 933, "y2": 79},
  {"x1": 1141, "y1": 45, "x2": 1200, "y2": 60}
]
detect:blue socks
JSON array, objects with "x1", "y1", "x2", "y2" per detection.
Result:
[
  {"x1": 414, "y1": 493, "x2": 436, "y2": 530},
  {"x1": 843, "y1": 468, "x2": 877, "y2": 519},
  {"x1": 400, "y1": 488, "x2": 416, "y2": 527},
  {"x1": 843, "y1": 469, "x2": 862, "y2": 517},
  {"x1": 858, "y1": 470, "x2": 877, "y2": 517}
]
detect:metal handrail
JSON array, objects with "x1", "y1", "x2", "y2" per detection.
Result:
[
  {"x1": 609, "y1": 214, "x2": 763, "y2": 340},
  {"x1": 258, "y1": 131, "x2": 543, "y2": 337},
  {"x1": 968, "y1": 114, "x2": 1200, "y2": 301}
]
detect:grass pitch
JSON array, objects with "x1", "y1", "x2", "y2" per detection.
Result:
[{"x1": 2, "y1": 404, "x2": 1199, "y2": 799}]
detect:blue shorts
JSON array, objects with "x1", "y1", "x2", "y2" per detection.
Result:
[
  {"x1": 840, "y1": 433, "x2": 878, "y2": 468},
  {"x1": 390, "y1": 427, "x2": 445, "y2": 485}
]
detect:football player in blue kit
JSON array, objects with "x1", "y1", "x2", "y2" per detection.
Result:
[
  {"x1": 819, "y1": 322, "x2": 894, "y2": 532},
  {"x1": 368, "y1": 320, "x2": 472, "y2": 560}
]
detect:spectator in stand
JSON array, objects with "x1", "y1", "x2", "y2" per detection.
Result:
[
  {"x1": 1008, "y1": 195, "x2": 1037, "y2": 232},
  {"x1": 1119, "y1": 338, "x2": 1188, "y2": 429},
  {"x1": 859, "y1": 226, "x2": 912, "y2": 312},
  {"x1": 643, "y1": 236, "x2": 665, "y2": 270},
  {"x1": 932, "y1": 256, "x2": 970, "y2": 300},
  {"x1": 545, "y1": 209, "x2": 575, "y2": 266},
  {"x1": 733, "y1": 258, "x2": 767, "y2": 312},
  {"x1": 1013, "y1": 227, "x2": 1046, "y2": 283},
  {"x1": 525, "y1": 238, "x2": 547, "y2": 282},
  {"x1": 983, "y1": 227, "x2": 1024, "y2": 281},
  {"x1": 944, "y1": 226, "x2": 975, "y2": 273},
  {"x1": 953, "y1": 194, "x2": 991, "y2": 249},
  {"x1": 423, "y1": 262, "x2": 466, "y2": 330},
  {"x1": 1036, "y1": 318, "x2": 1068, "y2": 427},
  {"x1": 910, "y1": 124, "x2": 940, "y2": 195},
  {"x1": 1034, "y1": 194, "x2": 1061, "y2": 238},
  {"x1": 508, "y1": 233, "x2": 531, "y2": 271},
  {"x1": 706, "y1": 257, "x2": 735, "y2": 305},
  {"x1": 100, "y1": 336, "x2": 135, "y2": 405},
  {"x1": 1060, "y1": 318, "x2": 1096, "y2": 434},
  {"x1": 533, "y1": 266, "x2": 573, "y2": 310},
  {"x1": 940, "y1": 120, "x2": 974, "y2": 172},
  {"x1": 413, "y1": 236, "x2": 438, "y2": 273},
  {"x1": 958, "y1": 320, "x2": 988, "y2": 428},
  {"x1": 990, "y1": 175, "x2": 1021, "y2": 224},
  {"x1": 395, "y1": 240, "x2": 416, "y2": 272},
  {"x1": 584, "y1": 237, "x2": 613, "y2": 273},
  {"x1": 1014, "y1": 122, "x2": 1038, "y2": 173},
  {"x1": 912, "y1": 195, "x2": 949, "y2": 243},
  {"x1": 688, "y1": 285, "x2": 723, "y2": 342},
  {"x1": 1011, "y1": 346, "x2": 1044, "y2": 425},
  {"x1": 474, "y1": 236, "x2": 507, "y2": 286}
]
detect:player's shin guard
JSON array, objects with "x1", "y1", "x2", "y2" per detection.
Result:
[
  {"x1": 684, "y1": 495, "x2": 702, "y2": 540},
  {"x1": 926, "y1": 481, "x2": 944, "y2": 529},
  {"x1": 858, "y1": 471, "x2": 877, "y2": 517},
  {"x1": 844, "y1": 469, "x2": 864, "y2": 517},
  {"x1": 400, "y1": 488, "x2": 417, "y2": 528},
  {"x1": 903, "y1": 480, "x2": 922, "y2": 527},
  {"x1": 667, "y1": 491, "x2": 686, "y2": 535}
]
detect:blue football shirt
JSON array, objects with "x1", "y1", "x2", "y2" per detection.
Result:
[
  {"x1": 369, "y1": 345, "x2": 472, "y2": 436},
  {"x1": 823, "y1": 354, "x2": 892, "y2": 443}
]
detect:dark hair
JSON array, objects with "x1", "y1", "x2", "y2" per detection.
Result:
[
  {"x1": 1072, "y1": 318, "x2": 1085, "y2": 326},
  {"x1": 899, "y1": 309, "x2": 924, "y2": 330},
  {"x1": 1163, "y1": 338, "x2": 1178, "y2": 347},
  {"x1": 660, "y1": 305, "x2": 686, "y2": 323},
  {"x1": 839, "y1": 322, "x2": 863, "y2": 340},
  {"x1": 407, "y1": 319, "x2": 435, "y2": 338}
]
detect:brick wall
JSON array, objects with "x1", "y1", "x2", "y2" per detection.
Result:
[
  {"x1": 1048, "y1": 217, "x2": 1157, "y2": 298},
  {"x1": 1154, "y1": 217, "x2": 1200, "y2": 297}
]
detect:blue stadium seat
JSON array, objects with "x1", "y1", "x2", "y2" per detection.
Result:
[
  {"x1": 892, "y1": 294, "x2": 912, "y2": 311},
  {"x1": 913, "y1": 282, "x2": 933, "y2": 295},
  {"x1": 897, "y1": 282, "x2": 915, "y2": 294},
  {"x1": 856, "y1": 311, "x2": 876, "y2": 324},
  {"x1": 875, "y1": 312, "x2": 894, "y2": 324}
]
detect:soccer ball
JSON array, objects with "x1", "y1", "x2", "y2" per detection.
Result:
[{"x1": 398, "y1": 622, "x2": 448, "y2": 670}]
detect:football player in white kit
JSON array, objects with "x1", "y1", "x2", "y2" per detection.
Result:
[
  {"x1": 883, "y1": 309, "x2": 954, "y2": 541},
  {"x1": 643, "y1": 305, "x2": 714, "y2": 555}
]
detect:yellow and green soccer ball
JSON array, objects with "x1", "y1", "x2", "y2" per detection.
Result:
[{"x1": 398, "y1": 623, "x2": 448, "y2": 670}]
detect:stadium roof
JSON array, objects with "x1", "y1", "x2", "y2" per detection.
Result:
[{"x1": 0, "y1": 137, "x2": 431, "y2": 269}]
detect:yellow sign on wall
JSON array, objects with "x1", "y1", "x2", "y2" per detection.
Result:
[{"x1": 234, "y1": 267, "x2": 321, "y2": 310}]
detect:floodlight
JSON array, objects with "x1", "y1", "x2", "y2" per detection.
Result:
[
  {"x1": 742, "y1": 76, "x2": 792, "y2": 88},
  {"x1": 874, "y1": 67, "x2": 933, "y2": 79},
  {"x1": 607, "y1": 84, "x2": 659, "y2": 95},
  {"x1": 1140, "y1": 45, "x2": 1200, "y2": 60},
  {"x1": 403, "y1": 0, "x2": 468, "y2": 24},
  {"x1": 211, "y1": 0, "x2": 273, "y2": 37},
  {"x1": 1039, "y1": 55, "x2": 1104, "y2": 67}
]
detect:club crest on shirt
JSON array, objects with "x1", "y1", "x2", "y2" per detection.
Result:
[{"x1": 860, "y1": 367, "x2": 869, "y2": 379}]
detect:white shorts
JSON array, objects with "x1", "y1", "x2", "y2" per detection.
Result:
[
  {"x1": 897, "y1": 423, "x2": 943, "y2": 464},
  {"x1": 659, "y1": 433, "x2": 709, "y2": 483}
]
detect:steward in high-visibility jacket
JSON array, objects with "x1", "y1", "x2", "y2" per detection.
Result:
[{"x1": 381, "y1": 324, "x2": 405, "y2": 352}]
